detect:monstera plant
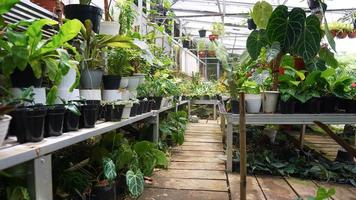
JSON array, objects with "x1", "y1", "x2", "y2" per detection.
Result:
[{"x1": 247, "y1": 4, "x2": 323, "y2": 90}]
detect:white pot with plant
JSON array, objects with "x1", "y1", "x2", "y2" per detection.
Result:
[
  {"x1": 121, "y1": 101, "x2": 133, "y2": 119},
  {"x1": 0, "y1": 105, "x2": 13, "y2": 146},
  {"x1": 242, "y1": 81, "x2": 261, "y2": 113}
]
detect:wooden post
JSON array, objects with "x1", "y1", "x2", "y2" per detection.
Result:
[
  {"x1": 104, "y1": 0, "x2": 109, "y2": 21},
  {"x1": 299, "y1": 124, "x2": 306, "y2": 149},
  {"x1": 55, "y1": 0, "x2": 62, "y2": 25},
  {"x1": 239, "y1": 93, "x2": 246, "y2": 200}
]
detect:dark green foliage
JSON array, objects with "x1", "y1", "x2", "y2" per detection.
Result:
[{"x1": 160, "y1": 111, "x2": 188, "y2": 146}]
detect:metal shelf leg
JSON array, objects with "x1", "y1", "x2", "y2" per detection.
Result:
[
  {"x1": 226, "y1": 121, "x2": 233, "y2": 172},
  {"x1": 29, "y1": 154, "x2": 53, "y2": 200},
  {"x1": 152, "y1": 114, "x2": 159, "y2": 144}
]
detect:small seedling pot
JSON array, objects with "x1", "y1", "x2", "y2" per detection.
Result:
[
  {"x1": 105, "y1": 104, "x2": 124, "y2": 122},
  {"x1": 130, "y1": 103, "x2": 139, "y2": 117},
  {"x1": 122, "y1": 104, "x2": 132, "y2": 119},
  {"x1": 320, "y1": 96, "x2": 337, "y2": 113},
  {"x1": 45, "y1": 105, "x2": 65, "y2": 137},
  {"x1": 279, "y1": 99, "x2": 296, "y2": 114},
  {"x1": 198, "y1": 29, "x2": 206, "y2": 37},
  {"x1": 230, "y1": 99, "x2": 239, "y2": 114},
  {"x1": 304, "y1": 98, "x2": 321, "y2": 114},
  {"x1": 345, "y1": 99, "x2": 356, "y2": 113},
  {"x1": 91, "y1": 181, "x2": 116, "y2": 200},
  {"x1": 151, "y1": 97, "x2": 163, "y2": 110},
  {"x1": 82, "y1": 104, "x2": 99, "y2": 128},
  {"x1": 64, "y1": 106, "x2": 81, "y2": 132}
]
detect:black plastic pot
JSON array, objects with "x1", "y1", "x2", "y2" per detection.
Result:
[
  {"x1": 138, "y1": 100, "x2": 145, "y2": 114},
  {"x1": 45, "y1": 105, "x2": 65, "y2": 137},
  {"x1": 64, "y1": 4, "x2": 102, "y2": 33},
  {"x1": 10, "y1": 67, "x2": 43, "y2": 88},
  {"x1": 152, "y1": 97, "x2": 163, "y2": 110},
  {"x1": 115, "y1": 175, "x2": 126, "y2": 195},
  {"x1": 354, "y1": 19, "x2": 356, "y2": 30},
  {"x1": 232, "y1": 159, "x2": 240, "y2": 172},
  {"x1": 102, "y1": 75, "x2": 121, "y2": 90},
  {"x1": 280, "y1": 99, "x2": 296, "y2": 114},
  {"x1": 320, "y1": 96, "x2": 337, "y2": 113},
  {"x1": 130, "y1": 103, "x2": 139, "y2": 117},
  {"x1": 345, "y1": 99, "x2": 356, "y2": 114},
  {"x1": 231, "y1": 100, "x2": 239, "y2": 114},
  {"x1": 307, "y1": 0, "x2": 319, "y2": 10},
  {"x1": 64, "y1": 106, "x2": 81, "y2": 132},
  {"x1": 136, "y1": 102, "x2": 143, "y2": 115},
  {"x1": 104, "y1": 104, "x2": 124, "y2": 122},
  {"x1": 335, "y1": 150, "x2": 355, "y2": 163},
  {"x1": 304, "y1": 98, "x2": 321, "y2": 114},
  {"x1": 247, "y1": 18, "x2": 257, "y2": 30},
  {"x1": 82, "y1": 104, "x2": 99, "y2": 128},
  {"x1": 15, "y1": 105, "x2": 47, "y2": 143},
  {"x1": 182, "y1": 40, "x2": 190, "y2": 48},
  {"x1": 91, "y1": 182, "x2": 116, "y2": 200},
  {"x1": 198, "y1": 29, "x2": 206, "y2": 37},
  {"x1": 148, "y1": 100, "x2": 154, "y2": 112}
]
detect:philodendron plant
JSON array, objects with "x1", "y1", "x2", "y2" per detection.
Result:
[
  {"x1": 246, "y1": 3, "x2": 323, "y2": 90},
  {"x1": 0, "y1": 19, "x2": 82, "y2": 104}
]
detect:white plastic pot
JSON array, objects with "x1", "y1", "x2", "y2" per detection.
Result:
[
  {"x1": 58, "y1": 67, "x2": 77, "y2": 89},
  {"x1": 80, "y1": 89, "x2": 102, "y2": 100},
  {"x1": 133, "y1": 73, "x2": 145, "y2": 84},
  {"x1": 100, "y1": 21, "x2": 120, "y2": 35},
  {"x1": 263, "y1": 128, "x2": 278, "y2": 144},
  {"x1": 0, "y1": 115, "x2": 11, "y2": 146},
  {"x1": 11, "y1": 88, "x2": 46, "y2": 105},
  {"x1": 121, "y1": 90, "x2": 130, "y2": 101},
  {"x1": 122, "y1": 104, "x2": 133, "y2": 119},
  {"x1": 120, "y1": 77, "x2": 129, "y2": 89},
  {"x1": 55, "y1": 89, "x2": 80, "y2": 104},
  {"x1": 102, "y1": 90, "x2": 122, "y2": 101},
  {"x1": 127, "y1": 76, "x2": 140, "y2": 91},
  {"x1": 245, "y1": 94, "x2": 262, "y2": 113},
  {"x1": 160, "y1": 97, "x2": 170, "y2": 108},
  {"x1": 261, "y1": 91, "x2": 280, "y2": 113}
]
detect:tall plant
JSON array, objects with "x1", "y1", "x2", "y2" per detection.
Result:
[{"x1": 117, "y1": 0, "x2": 136, "y2": 34}]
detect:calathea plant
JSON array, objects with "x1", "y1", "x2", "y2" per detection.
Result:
[{"x1": 0, "y1": 19, "x2": 82, "y2": 104}]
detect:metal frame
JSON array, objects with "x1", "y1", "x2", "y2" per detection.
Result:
[
  {"x1": 191, "y1": 100, "x2": 219, "y2": 120},
  {"x1": 220, "y1": 113, "x2": 356, "y2": 172},
  {"x1": 0, "y1": 100, "x2": 189, "y2": 199}
]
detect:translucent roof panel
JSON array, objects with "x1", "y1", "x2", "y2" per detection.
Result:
[{"x1": 173, "y1": 0, "x2": 356, "y2": 54}]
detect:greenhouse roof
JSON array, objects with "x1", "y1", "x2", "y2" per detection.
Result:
[{"x1": 172, "y1": 0, "x2": 356, "y2": 54}]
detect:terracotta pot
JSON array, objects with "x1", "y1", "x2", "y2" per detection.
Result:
[
  {"x1": 348, "y1": 30, "x2": 356, "y2": 38},
  {"x1": 198, "y1": 51, "x2": 206, "y2": 57},
  {"x1": 330, "y1": 30, "x2": 337, "y2": 38},
  {"x1": 208, "y1": 34, "x2": 218, "y2": 41},
  {"x1": 207, "y1": 51, "x2": 216, "y2": 57},
  {"x1": 337, "y1": 31, "x2": 348, "y2": 39}
]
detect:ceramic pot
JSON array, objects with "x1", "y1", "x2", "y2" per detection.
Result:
[
  {"x1": 261, "y1": 91, "x2": 279, "y2": 113},
  {"x1": 245, "y1": 94, "x2": 261, "y2": 113}
]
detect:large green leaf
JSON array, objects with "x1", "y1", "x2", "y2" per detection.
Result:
[
  {"x1": 39, "y1": 19, "x2": 82, "y2": 56},
  {"x1": 251, "y1": 1, "x2": 273, "y2": 29},
  {"x1": 246, "y1": 29, "x2": 268, "y2": 60},
  {"x1": 151, "y1": 149, "x2": 168, "y2": 167},
  {"x1": 266, "y1": 41, "x2": 281, "y2": 62},
  {"x1": 26, "y1": 19, "x2": 57, "y2": 54},
  {"x1": 319, "y1": 47, "x2": 338, "y2": 68},
  {"x1": 0, "y1": 0, "x2": 19, "y2": 15},
  {"x1": 295, "y1": 15, "x2": 322, "y2": 62},
  {"x1": 103, "y1": 157, "x2": 117, "y2": 182},
  {"x1": 266, "y1": 6, "x2": 305, "y2": 52},
  {"x1": 126, "y1": 170, "x2": 144, "y2": 198}
]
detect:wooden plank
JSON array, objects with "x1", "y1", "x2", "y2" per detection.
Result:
[
  {"x1": 171, "y1": 150, "x2": 224, "y2": 157},
  {"x1": 256, "y1": 175, "x2": 298, "y2": 200},
  {"x1": 172, "y1": 145, "x2": 223, "y2": 152},
  {"x1": 285, "y1": 177, "x2": 318, "y2": 199},
  {"x1": 185, "y1": 134, "x2": 221, "y2": 139},
  {"x1": 169, "y1": 162, "x2": 225, "y2": 170},
  {"x1": 171, "y1": 155, "x2": 224, "y2": 163},
  {"x1": 153, "y1": 169, "x2": 226, "y2": 180},
  {"x1": 228, "y1": 173, "x2": 266, "y2": 200},
  {"x1": 146, "y1": 177, "x2": 228, "y2": 191},
  {"x1": 182, "y1": 141, "x2": 223, "y2": 147},
  {"x1": 184, "y1": 137, "x2": 221, "y2": 143},
  {"x1": 315, "y1": 181, "x2": 356, "y2": 200},
  {"x1": 137, "y1": 188, "x2": 229, "y2": 200}
]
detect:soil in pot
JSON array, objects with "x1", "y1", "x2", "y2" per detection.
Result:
[
  {"x1": 230, "y1": 100, "x2": 239, "y2": 114},
  {"x1": 198, "y1": 29, "x2": 206, "y2": 37},
  {"x1": 91, "y1": 181, "x2": 116, "y2": 200},
  {"x1": 63, "y1": 106, "x2": 81, "y2": 132},
  {"x1": 82, "y1": 104, "x2": 99, "y2": 128},
  {"x1": 102, "y1": 75, "x2": 121, "y2": 90},
  {"x1": 105, "y1": 104, "x2": 124, "y2": 122},
  {"x1": 64, "y1": 4, "x2": 102, "y2": 33},
  {"x1": 152, "y1": 97, "x2": 163, "y2": 110},
  {"x1": 247, "y1": 18, "x2": 257, "y2": 30},
  {"x1": 45, "y1": 105, "x2": 65, "y2": 137},
  {"x1": 130, "y1": 103, "x2": 139, "y2": 117},
  {"x1": 16, "y1": 105, "x2": 47, "y2": 143},
  {"x1": 10, "y1": 67, "x2": 43, "y2": 88},
  {"x1": 80, "y1": 68, "x2": 103, "y2": 89},
  {"x1": 279, "y1": 99, "x2": 296, "y2": 114},
  {"x1": 320, "y1": 96, "x2": 337, "y2": 113}
]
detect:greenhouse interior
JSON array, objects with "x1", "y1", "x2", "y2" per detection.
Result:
[{"x1": 0, "y1": 0, "x2": 355, "y2": 199}]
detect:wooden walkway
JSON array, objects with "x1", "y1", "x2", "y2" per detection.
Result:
[{"x1": 137, "y1": 120, "x2": 356, "y2": 200}]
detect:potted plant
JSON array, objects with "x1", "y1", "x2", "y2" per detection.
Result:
[
  {"x1": 103, "y1": 101, "x2": 125, "y2": 122},
  {"x1": 197, "y1": 40, "x2": 206, "y2": 58},
  {"x1": 63, "y1": 100, "x2": 82, "y2": 132},
  {"x1": 182, "y1": 36, "x2": 191, "y2": 49},
  {"x1": 207, "y1": 41, "x2": 217, "y2": 57},
  {"x1": 64, "y1": 0, "x2": 103, "y2": 33},
  {"x1": 45, "y1": 104, "x2": 66, "y2": 137},
  {"x1": 198, "y1": 28, "x2": 207, "y2": 37},
  {"x1": 209, "y1": 22, "x2": 224, "y2": 41},
  {"x1": 242, "y1": 80, "x2": 261, "y2": 113},
  {"x1": 0, "y1": 19, "x2": 82, "y2": 105},
  {"x1": 117, "y1": 0, "x2": 136, "y2": 35}
]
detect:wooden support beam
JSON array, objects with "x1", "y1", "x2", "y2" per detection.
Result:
[{"x1": 239, "y1": 93, "x2": 246, "y2": 200}]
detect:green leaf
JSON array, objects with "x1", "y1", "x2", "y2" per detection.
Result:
[
  {"x1": 321, "y1": 7, "x2": 336, "y2": 52},
  {"x1": 266, "y1": 6, "x2": 305, "y2": 52},
  {"x1": 0, "y1": 0, "x2": 20, "y2": 15},
  {"x1": 103, "y1": 157, "x2": 117, "y2": 182},
  {"x1": 133, "y1": 141, "x2": 155, "y2": 155},
  {"x1": 29, "y1": 59, "x2": 42, "y2": 78},
  {"x1": 319, "y1": 48, "x2": 338, "y2": 68},
  {"x1": 26, "y1": 19, "x2": 57, "y2": 54},
  {"x1": 46, "y1": 86, "x2": 57, "y2": 105},
  {"x1": 295, "y1": 15, "x2": 322, "y2": 62},
  {"x1": 246, "y1": 29, "x2": 269, "y2": 60},
  {"x1": 251, "y1": 1, "x2": 273, "y2": 29},
  {"x1": 126, "y1": 170, "x2": 144, "y2": 198},
  {"x1": 151, "y1": 149, "x2": 168, "y2": 167},
  {"x1": 266, "y1": 42, "x2": 281, "y2": 62}
]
